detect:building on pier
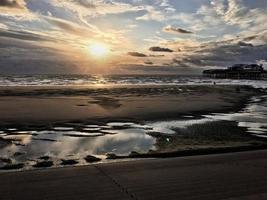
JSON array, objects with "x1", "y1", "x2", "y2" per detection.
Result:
[{"x1": 203, "y1": 64, "x2": 267, "y2": 80}]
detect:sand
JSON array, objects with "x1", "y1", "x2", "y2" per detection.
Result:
[
  {"x1": 0, "y1": 84, "x2": 266, "y2": 171},
  {"x1": 0, "y1": 85, "x2": 258, "y2": 126}
]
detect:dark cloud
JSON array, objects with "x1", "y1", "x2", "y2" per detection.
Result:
[
  {"x1": 149, "y1": 54, "x2": 165, "y2": 57},
  {"x1": 128, "y1": 51, "x2": 166, "y2": 58},
  {"x1": 0, "y1": 59, "x2": 79, "y2": 74},
  {"x1": 121, "y1": 64, "x2": 202, "y2": 75},
  {"x1": 0, "y1": 37, "x2": 46, "y2": 49},
  {"x1": 0, "y1": 0, "x2": 22, "y2": 8},
  {"x1": 172, "y1": 59, "x2": 190, "y2": 67},
  {"x1": 158, "y1": 31, "x2": 267, "y2": 71},
  {"x1": 0, "y1": 29, "x2": 53, "y2": 42},
  {"x1": 71, "y1": 0, "x2": 96, "y2": 8},
  {"x1": 238, "y1": 41, "x2": 253, "y2": 47},
  {"x1": 144, "y1": 61, "x2": 153, "y2": 65},
  {"x1": 149, "y1": 46, "x2": 173, "y2": 52},
  {"x1": 171, "y1": 43, "x2": 267, "y2": 69},
  {"x1": 0, "y1": 35, "x2": 82, "y2": 74},
  {"x1": 163, "y1": 25, "x2": 193, "y2": 34},
  {"x1": 128, "y1": 52, "x2": 147, "y2": 57}
]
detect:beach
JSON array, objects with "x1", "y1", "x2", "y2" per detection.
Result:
[
  {"x1": 0, "y1": 85, "x2": 257, "y2": 125},
  {"x1": 1, "y1": 1, "x2": 267, "y2": 198},
  {"x1": 0, "y1": 84, "x2": 267, "y2": 171}
]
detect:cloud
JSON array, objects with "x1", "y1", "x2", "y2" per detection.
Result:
[
  {"x1": 169, "y1": 0, "x2": 267, "y2": 37},
  {"x1": 0, "y1": 0, "x2": 36, "y2": 20},
  {"x1": 0, "y1": 36, "x2": 77, "y2": 74},
  {"x1": 163, "y1": 25, "x2": 193, "y2": 34},
  {"x1": 144, "y1": 61, "x2": 153, "y2": 65},
  {"x1": 128, "y1": 52, "x2": 147, "y2": 57},
  {"x1": 0, "y1": 0, "x2": 266, "y2": 75},
  {"x1": 0, "y1": 22, "x2": 8, "y2": 29},
  {"x1": 136, "y1": 6, "x2": 165, "y2": 21},
  {"x1": 53, "y1": 0, "x2": 142, "y2": 18},
  {"x1": 0, "y1": 29, "x2": 53, "y2": 42},
  {"x1": 44, "y1": 16, "x2": 95, "y2": 36},
  {"x1": 135, "y1": 0, "x2": 177, "y2": 22},
  {"x1": 149, "y1": 54, "x2": 165, "y2": 57},
  {"x1": 121, "y1": 64, "x2": 179, "y2": 73},
  {"x1": 238, "y1": 41, "x2": 253, "y2": 47},
  {"x1": 0, "y1": 33, "x2": 98, "y2": 74},
  {"x1": 164, "y1": 32, "x2": 267, "y2": 69},
  {"x1": 120, "y1": 64, "x2": 202, "y2": 75},
  {"x1": 70, "y1": 0, "x2": 96, "y2": 8},
  {"x1": 149, "y1": 46, "x2": 173, "y2": 52},
  {"x1": 0, "y1": 0, "x2": 24, "y2": 8},
  {"x1": 0, "y1": 59, "x2": 79, "y2": 74}
]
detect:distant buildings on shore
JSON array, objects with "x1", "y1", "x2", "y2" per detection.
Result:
[{"x1": 203, "y1": 64, "x2": 267, "y2": 80}]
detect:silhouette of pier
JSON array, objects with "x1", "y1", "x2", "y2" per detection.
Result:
[{"x1": 203, "y1": 64, "x2": 267, "y2": 80}]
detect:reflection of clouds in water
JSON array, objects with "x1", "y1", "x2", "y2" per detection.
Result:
[
  {"x1": 0, "y1": 128, "x2": 155, "y2": 166},
  {"x1": 0, "y1": 94, "x2": 266, "y2": 170},
  {"x1": 49, "y1": 129, "x2": 155, "y2": 157},
  {"x1": 148, "y1": 95, "x2": 267, "y2": 136},
  {"x1": 0, "y1": 144, "x2": 20, "y2": 158},
  {"x1": 203, "y1": 95, "x2": 267, "y2": 135},
  {"x1": 239, "y1": 122, "x2": 267, "y2": 134},
  {"x1": 148, "y1": 118, "x2": 216, "y2": 134},
  {"x1": 3, "y1": 135, "x2": 32, "y2": 145},
  {"x1": 88, "y1": 131, "x2": 155, "y2": 155}
]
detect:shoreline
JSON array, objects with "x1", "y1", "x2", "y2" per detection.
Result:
[
  {"x1": 0, "y1": 84, "x2": 266, "y2": 172},
  {"x1": 0, "y1": 84, "x2": 261, "y2": 126}
]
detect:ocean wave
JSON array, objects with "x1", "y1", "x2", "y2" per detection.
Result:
[{"x1": 0, "y1": 75, "x2": 266, "y2": 88}]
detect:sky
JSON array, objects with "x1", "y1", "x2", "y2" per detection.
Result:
[{"x1": 0, "y1": 0, "x2": 267, "y2": 75}]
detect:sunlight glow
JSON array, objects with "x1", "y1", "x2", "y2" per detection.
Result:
[{"x1": 88, "y1": 42, "x2": 109, "y2": 58}]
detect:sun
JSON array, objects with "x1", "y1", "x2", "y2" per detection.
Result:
[{"x1": 88, "y1": 42, "x2": 109, "y2": 58}]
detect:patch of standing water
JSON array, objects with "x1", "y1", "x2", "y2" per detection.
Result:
[
  {"x1": 145, "y1": 95, "x2": 267, "y2": 137},
  {"x1": 147, "y1": 118, "x2": 217, "y2": 134},
  {"x1": 0, "y1": 93, "x2": 267, "y2": 171},
  {"x1": 0, "y1": 124, "x2": 156, "y2": 171},
  {"x1": 202, "y1": 95, "x2": 267, "y2": 136}
]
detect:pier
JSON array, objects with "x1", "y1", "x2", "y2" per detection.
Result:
[{"x1": 203, "y1": 64, "x2": 267, "y2": 80}]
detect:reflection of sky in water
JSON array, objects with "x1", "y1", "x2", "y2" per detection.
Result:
[
  {"x1": 147, "y1": 95, "x2": 267, "y2": 136},
  {"x1": 0, "y1": 94, "x2": 266, "y2": 171},
  {"x1": 147, "y1": 118, "x2": 216, "y2": 134},
  {"x1": 202, "y1": 95, "x2": 267, "y2": 135},
  {"x1": 0, "y1": 126, "x2": 156, "y2": 170}
]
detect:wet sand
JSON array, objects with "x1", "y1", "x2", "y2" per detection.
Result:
[
  {"x1": 0, "y1": 84, "x2": 266, "y2": 171},
  {"x1": 0, "y1": 85, "x2": 258, "y2": 126}
]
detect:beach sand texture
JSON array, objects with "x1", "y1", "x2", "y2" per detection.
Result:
[{"x1": 0, "y1": 85, "x2": 255, "y2": 125}]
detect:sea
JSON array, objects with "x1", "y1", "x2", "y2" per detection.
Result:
[{"x1": 0, "y1": 74, "x2": 266, "y2": 88}]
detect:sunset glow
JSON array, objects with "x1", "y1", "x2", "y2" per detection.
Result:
[
  {"x1": 0, "y1": 1, "x2": 267, "y2": 198},
  {"x1": 0, "y1": 0, "x2": 266, "y2": 74},
  {"x1": 88, "y1": 43, "x2": 109, "y2": 58}
]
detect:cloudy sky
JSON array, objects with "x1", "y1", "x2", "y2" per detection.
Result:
[{"x1": 0, "y1": 0, "x2": 266, "y2": 74}]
